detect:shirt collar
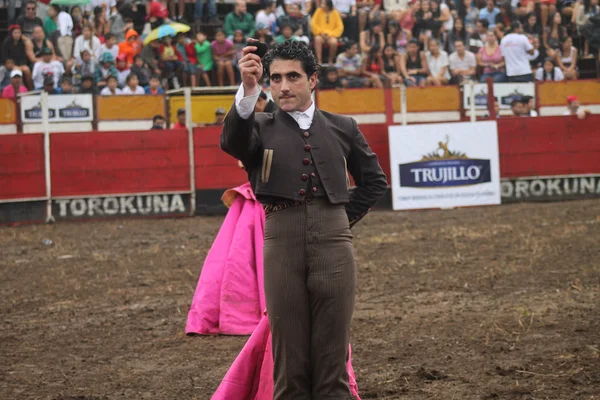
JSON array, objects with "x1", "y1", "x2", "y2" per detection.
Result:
[{"x1": 287, "y1": 101, "x2": 315, "y2": 123}]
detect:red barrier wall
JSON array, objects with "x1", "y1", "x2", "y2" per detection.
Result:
[
  {"x1": 0, "y1": 134, "x2": 46, "y2": 200},
  {"x1": 50, "y1": 130, "x2": 191, "y2": 197}
]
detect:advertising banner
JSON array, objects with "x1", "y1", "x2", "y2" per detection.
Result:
[
  {"x1": 388, "y1": 121, "x2": 501, "y2": 210},
  {"x1": 464, "y1": 83, "x2": 535, "y2": 110},
  {"x1": 501, "y1": 174, "x2": 600, "y2": 202},
  {"x1": 21, "y1": 94, "x2": 94, "y2": 123}
]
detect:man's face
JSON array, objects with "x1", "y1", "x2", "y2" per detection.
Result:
[
  {"x1": 487, "y1": 0, "x2": 494, "y2": 9},
  {"x1": 235, "y1": 0, "x2": 247, "y2": 14},
  {"x1": 154, "y1": 118, "x2": 165, "y2": 127},
  {"x1": 476, "y1": 22, "x2": 485, "y2": 34},
  {"x1": 215, "y1": 114, "x2": 225, "y2": 124},
  {"x1": 289, "y1": 4, "x2": 300, "y2": 16},
  {"x1": 455, "y1": 41, "x2": 465, "y2": 54},
  {"x1": 407, "y1": 43, "x2": 418, "y2": 55},
  {"x1": 82, "y1": 79, "x2": 92, "y2": 89},
  {"x1": 269, "y1": 59, "x2": 316, "y2": 113},
  {"x1": 42, "y1": 54, "x2": 52, "y2": 63},
  {"x1": 178, "y1": 113, "x2": 186, "y2": 125},
  {"x1": 511, "y1": 102, "x2": 523, "y2": 116},
  {"x1": 33, "y1": 27, "x2": 44, "y2": 41},
  {"x1": 11, "y1": 75, "x2": 22, "y2": 86},
  {"x1": 429, "y1": 40, "x2": 439, "y2": 53},
  {"x1": 347, "y1": 44, "x2": 358, "y2": 57},
  {"x1": 569, "y1": 101, "x2": 579, "y2": 112},
  {"x1": 25, "y1": 2, "x2": 36, "y2": 18}
]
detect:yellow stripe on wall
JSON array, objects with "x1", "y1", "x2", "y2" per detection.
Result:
[
  {"x1": 392, "y1": 86, "x2": 460, "y2": 112},
  {"x1": 0, "y1": 99, "x2": 16, "y2": 124},
  {"x1": 169, "y1": 94, "x2": 235, "y2": 124},
  {"x1": 97, "y1": 95, "x2": 165, "y2": 121},
  {"x1": 537, "y1": 80, "x2": 600, "y2": 106},
  {"x1": 317, "y1": 89, "x2": 385, "y2": 114}
]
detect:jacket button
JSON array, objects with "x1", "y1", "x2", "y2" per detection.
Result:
[
  {"x1": 312, "y1": 186, "x2": 318, "y2": 193},
  {"x1": 301, "y1": 174, "x2": 308, "y2": 181},
  {"x1": 298, "y1": 189, "x2": 306, "y2": 196},
  {"x1": 304, "y1": 144, "x2": 311, "y2": 151},
  {"x1": 303, "y1": 158, "x2": 310, "y2": 165},
  {"x1": 311, "y1": 172, "x2": 316, "y2": 178},
  {"x1": 303, "y1": 132, "x2": 310, "y2": 138}
]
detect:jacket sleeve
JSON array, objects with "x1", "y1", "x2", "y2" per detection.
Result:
[
  {"x1": 220, "y1": 103, "x2": 261, "y2": 168},
  {"x1": 330, "y1": 11, "x2": 344, "y2": 38},
  {"x1": 311, "y1": 9, "x2": 323, "y2": 36},
  {"x1": 345, "y1": 118, "x2": 388, "y2": 228},
  {"x1": 224, "y1": 14, "x2": 235, "y2": 38}
]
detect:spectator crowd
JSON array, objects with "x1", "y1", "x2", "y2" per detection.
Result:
[{"x1": 1, "y1": 0, "x2": 598, "y2": 99}]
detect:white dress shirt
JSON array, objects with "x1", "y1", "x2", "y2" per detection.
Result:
[{"x1": 234, "y1": 84, "x2": 315, "y2": 130}]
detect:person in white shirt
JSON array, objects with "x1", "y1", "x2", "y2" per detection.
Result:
[
  {"x1": 73, "y1": 25, "x2": 102, "y2": 64},
  {"x1": 564, "y1": 95, "x2": 592, "y2": 118},
  {"x1": 426, "y1": 38, "x2": 450, "y2": 86},
  {"x1": 448, "y1": 39, "x2": 476, "y2": 84},
  {"x1": 500, "y1": 22, "x2": 535, "y2": 82},
  {"x1": 120, "y1": 73, "x2": 145, "y2": 95},
  {"x1": 32, "y1": 48, "x2": 65, "y2": 89},
  {"x1": 256, "y1": 1, "x2": 277, "y2": 32},
  {"x1": 535, "y1": 57, "x2": 564, "y2": 81},
  {"x1": 100, "y1": 75, "x2": 122, "y2": 95},
  {"x1": 99, "y1": 33, "x2": 119, "y2": 61}
]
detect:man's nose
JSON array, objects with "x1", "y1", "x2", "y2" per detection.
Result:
[{"x1": 280, "y1": 78, "x2": 291, "y2": 92}]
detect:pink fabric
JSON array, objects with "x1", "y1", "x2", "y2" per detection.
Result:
[
  {"x1": 185, "y1": 182, "x2": 265, "y2": 335},
  {"x1": 211, "y1": 315, "x2": 360, "y2": 400}
]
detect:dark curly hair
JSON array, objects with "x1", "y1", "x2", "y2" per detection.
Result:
[{"x1": 262, "y1": 40, "x2": 320, "y2": 79}]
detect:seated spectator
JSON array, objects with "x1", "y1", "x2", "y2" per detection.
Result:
[
  {"x1": 414, "y1": 0, "x2": 437, "y2": 46},
  {"x1": 173, "y1": 108, "x2": 186, "y2": 129},
  {"x1": 500, "y1": 22, "x2": 535, "y2": 82},
  {"x1": 479, "y1": 0, "x2": 500, "y2": 28},
  {"x1": 426, "y1": 39, "x2": 450, "y2": 86},
  {"x1": 95, "y1": 52, "x2": 118, "y2": 89},
  {"x1": 544, "y1": 12, "x2": 568, "y2": 59},
  {"x1": 1, "y1": 70, "x2": 28, "y2": 99},
  {"x1": 115, "y1": 54, "x2": 131, "y2": 88},
  {"x1": 383, "y1": 0, "x2": 408, "y2": 23},
  {"x1": 71, "y1": 49, "x2": 95, "y2": 89},
  {"x1": 360, "y1": 19, "x2": 385, "y2": 55},
  {"x1": 73, "y1": 25, "x2": 102, "y2": 64},
  {"x1": 447, "y1": 18, "x2": 470, "y2": 54},
  {"x1": 469, "y1": 19, "x2": 488, "y2": 54},
  {"x1": 381, "y1": 44, "x2": 404, "y2": 86},
  {"x1": 175, "y1": 33, "x2": 198, "y2": 87},
  {"x1": 387, "y1": 20, "x2": 409, "y2": 55},
  {"x1": 0, "y1": 59, "x2": 17, "y2": 90},
  {"x1": 42, "y1": 75, "x2": 58, "y2": 94},
  {"x1": 151, "y1": 114, "x2": 165, "y2": 129},
  {"x1": 56, "y1": 76, "x2": 74, "y2": 94},
  {"x1": 556, "y1": 37, "x2": 578, "y2": 80},
  {"x1": 2, "y1": 25, "x2": 33, "y2": 89},
  {"x1": 276, "y1": 24, "x2": 300, "y2": 44},
  {"x1": 256, "y1": 1, "x2": 277, "y2": 33},
  {"x1": 100, "y1": 33, "x2": 119, "y2": 61},
  {"x1": 224, "y1": 0, "x2": 256, "y2": 39},
  {"x1": 285, "y1": 0, "x2": 313, "y2": 17},
  {"x1": 32, "y1": 47, "x2": 64, "y2": 89},
  {"x1": 494, "y1": 20, "x2": 507, "y2": 41},
  {"x1": 335, "y1": 41, "x2": 382, "y2": 87},
  {"x1": 564, "y1": 95, "x2": 592, "y2": 118},
  {"x1": 477, "y1": 30, "x2": 506, "y2": 82},
  {"x1": 142, "y1": 39, "x2": 162, "y2": 78},
  {"x1": 277, "y1": 4, "x2": 310, "y2": 44},
  {"x1": 131, "y1": 55, "x2": 151, "y2": 88},
  {"x1": 572, "y1": 0, "x2": 599, "y2": 57},
  {"x1": 319, "y1": 65, "x2": 346, "y2": 89},
  {"x1": 523, "y1": 12, "x2": 542, "y2": 37},
  {"x1": 145, "y1": 75, "x2": 165, "y2": 95},
  {"x1": 494, "y1": 2, "x2": 514, "y2": 32},
  {"x1": 195, "y1": 32, "x2": 213, "y2": 87},
  {"x1": 510, "y1": 98, "x2": 526, "y2": 117},
  {"x1": 449, "y1": 39, "x2": 477, "y2": 84},
  {"x1": 365, "y1": 48, "x2": 386, "y2": 87},
  {"x1": 521, "y1": 95, "x2": 537, "y2": 116},
  {"x1": 232, "y1": 30, "x2": 247, "y2": 76},
  {"x1": 80, "y1": 75, "x2": 97, "y2": 94},
  {"x1": 160, "y1": 35, "x2": 183, "y2": 88},
  {"x1": 121, "y1": 72, "x2": 145, "y2": 95},
  {"x1": 212, "y1": 29, "x2": 235, "y2": 86},
  {"x1": 27, "y1": 25, "x2": 57, "y2": 65},
  {"x1": 334, "y1": 0, "x2": 359, "y2": 42},
  {"x1": 400, "y1": 39, "x2": 428, "y2": 87},
  {"x1": 312, "y1": 0, "x2": 344, "y2": 64},
  {"x1": 91, "y1": 6, "x2": 110, "y2": 42},
  {"x1": 460, "y1": 0, "x2": 480, "y2": 32},
  {"x1": 44, "y1": 4, "x2": 60, "y2": 38},
  {"x1": 100, "y1": 75, "x2": 122, "y2": 95},
  {"x1": 527, "y1": 34, "x2": 544, "y2": 71},
  {"x1": 535, "y1": 57, "x2": 565, "y2": 81},
  {"x1": 17, "y1": 0, "x2": 44, "y2": 39},
  {"x1": 118, "y1": 29, "x2": 142, "y2": 66}
]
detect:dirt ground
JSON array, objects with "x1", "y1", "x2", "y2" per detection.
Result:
[{"x1": 1, "y1": 199, "x2": 599, "y2": 400}]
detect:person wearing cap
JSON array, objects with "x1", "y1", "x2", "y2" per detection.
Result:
[
  {"x1": 213, "y1": 107, "x2": 226, "y2": 125},
  {"x1": 32, "y1": 47, "x2": 65, "y2": 89},
  {"x1": 118, "y1": 29, "x2": 142, "y2": 66},
  {"x1": 564, "y1": 96, "x2": 591, "y2": 119},
  {"x1": 115, "y1": 53, "x2": 131, "y2": 87},
  {"x1": 2, "y1": 69, "x2": 28, "y2": 99},
  {"x1": 173, "y1": 108, "x2": 187, "y2": 129},
  {"x1": 255, "y1": 91, "x2": 278, "y2": 113},
  {"x1": 95, "y1": 52, "x2": 119, "y2": 88},
  {"x1": 42, "y1": 75, "x2": 58, "y2": 94}
]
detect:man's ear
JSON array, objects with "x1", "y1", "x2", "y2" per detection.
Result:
[{"x1": 309, "y1": 72, "x2": 318, "y2": 91}]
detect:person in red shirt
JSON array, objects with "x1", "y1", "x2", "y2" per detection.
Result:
[
  {"x1": 2, "y1": 70, "x2": 28, "y2": 98},
  {"x1": 172, "y1": 107, "x2": 186, "y2": 129}
]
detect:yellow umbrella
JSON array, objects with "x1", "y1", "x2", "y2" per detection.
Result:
[{"x1": 143, "y1": 22, "x2": 191, "y2": 45}]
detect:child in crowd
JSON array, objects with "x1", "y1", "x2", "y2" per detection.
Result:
[
  {"x1": 0, "y1": 58, "x2": 16, "y2": 90},
  {"x1": 195, "y1": 32, "x2": 212, "y2": 86},
  {"x1": 71, "y1": 49, "x2": 95, "y2": 89},
  {"x1": 275, "y1": 24, "x2": 298, "y2": 44},
  {"x1": 100, "y1": 75, "x2": 122, "y2": 95},
  {"x1": 131, "y1": 55, "x2": 151, "y2": 88},
  {"x1": 211, "y1": 29, "x2": 235, "y2": 86},
  {"x1": 99, "y1": 33, "x2": 119, "y2": 61},
  {"x1": 318, "y1": 65, "x2": 345, "y2": 90},
  {"x1": 160, "y1": 35, "x2": 183, "y2": 87},
  {"x1": 175, "y1": 33, "x2": 197, "y2": 87},
  {"x1": 95, "y1": 52, "x2": 118, "y2": 89},
  {"x1": 79, "y1": 75, "x2": 97, "y2": 94},
  {"x1": 121, "y1": 72, "x2": 145, "y2": 94},
  {"x1": 115, "y1": 54, "x2": 131, "y2": 88},
  {"x1": 535, "y1": 57, "x2": 564, "y2": 81},
  {"x1": 56, "y1": 76, "x2": 74, "y2": 94},
  {"x1": 145, "y1": 74, "x2": 165, "y2": 94},
  {"x1": 32, "y1": 48, "x2": 65, "y2": 89}
]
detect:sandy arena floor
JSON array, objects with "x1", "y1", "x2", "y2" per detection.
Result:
[{"x1": 1, "y1": 200, "x2": 599, "y2": 400}]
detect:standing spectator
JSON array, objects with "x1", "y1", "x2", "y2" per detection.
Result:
[
  {"x1": 173, "y1": 108, "x2": 187, "y2": 129},
  {"x1": 360, "y1": 19, "x2": 385, "y2": 55},
  {"x1": 426, "y1": 38, "x2": 450, "y2": 85},
  {"x1": 131, "y1": 55, "x2": 151, "y2": 88},
  {"x1": 100, "y1": 33, "x2": 119, "y2": 60},
  {"x1": 224, "y1": 0, "x2": 256, "y2": 39},
  {"x1": 100, "y1": 75, "x2": 122, "y2": 95},
  {"x1": 477, "y1": 30, "x2": 506, "y2": 82},
  {"x1": 400, "y1": 39, "x2": 428, "y2": 86},
  {"x1": 381, "y1": 44, "x2": 404, "y2": 86},
  {"x1": 469, "y1": 19, "x2": 488, "y2": 53},
  {"x1": 458, "y1": 0, "x2": 480, "y2": 32},
  {"x1": 121, "y1": 73, "x2": 145, "y2": 94},
  {"x1": 17, "y1": 1, "x2": 44, "y2": 39},
  {"x1": 2, "y1": 70, "x2": 28, "y2": 99},
  {"x1": 333, "y1": 0, "x2": 358, "y2": 42},
  {"x1": 32, "y1": 48, "x2": 64, "y2": 89},
  {"x1": 500, "y1": 22, "x2": 535, "y2": 82},
  {"x1": 175, "y1": 33, "x2": 198, "y2": 87},
  {"x1": 195, "y1": 32, "x2": 213, "y2": 87},
  {"x1": 71, "y1": 49, "x2": 96, "y2": 88},
  {"x1": 479, "y1": 0, "x2": 500, "y2": 28},
  {"x1": 387, "y1": 20, "x2": 409, "y2": 55},
  {"x1": 95, "y1": 52, "x2": 118, "y2": 89},
  {"x1": 211, "y1": 29, "x2": 235, "y2": 86},
  {"x1": 449, "y1": 39, "x2": 477, "y2": 83},
  {"x1": 145, "y1": 75, "x2": 165, "y2": 94},
  {"x1": 118, "y1": 29, "x2": 142, "y2": 66},
  {"x1": 556, "y1": 37, "x2": 578, "y2": 80},
  {"x1": 256, "y1": 1, "x2": 277, "y2": 32},
  {"x1": 56, "y1": 76, "x2": 74, "y2": 94},
  {"x1": 446, "y1": 17, "x2": 470, "y2": 54},
  {"x1": 195, "y1": 0, "x2": 218, "y2": 23},
  {"x1": 2, "y1": 26, "x2": 32, "y2": 88},
  {"x1": 115, "y1": 54, "x2": 131, "y2": 87},
  {"x1": 535, "y1": 57, "x2": 565, "y2": 80},
  {"x1": 74, "y1": 25, "x2": 102, "y2": 63},
  {"x1": 312, "y1": 0, "x2": 344, "y2": 65}
]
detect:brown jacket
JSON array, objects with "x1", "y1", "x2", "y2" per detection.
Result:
[{"x1": 220, "y1": 104, "x2": 388, "y2": 224}]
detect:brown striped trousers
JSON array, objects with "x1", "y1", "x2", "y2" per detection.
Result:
[{"x1": 263, "y1": 197, "x2": 357, "y2": 400}]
